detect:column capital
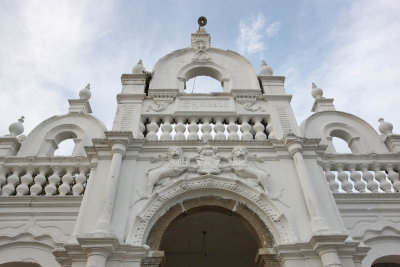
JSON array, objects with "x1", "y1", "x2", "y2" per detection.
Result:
[
  {"x1": 105, "y1": 131, "x2": 133, "y2": 155},
  {"x1": 284, "y1": 134, "x2": 304, "y2": 157}
]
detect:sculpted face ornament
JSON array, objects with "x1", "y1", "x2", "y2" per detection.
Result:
[
  {"x1": 146, "y1": 145, "x2": 271, "y2": 197},
  {"x1": 230, "y1": 146, "x2": 271, "y2": 194},
  {"x1": 146, "y1": 147, "x2": 189, "y2": 197}
]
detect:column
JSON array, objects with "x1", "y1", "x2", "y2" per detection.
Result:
[
  {"x1": 95, "y1": 141, "x2": 127, "y2": 234},
  {"x1": 285, "y1": 137, "x2": 330, "y2": 235}
]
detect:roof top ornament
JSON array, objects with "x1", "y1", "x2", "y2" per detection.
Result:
[
  {"x1": 192, "y1": 16, "x2": 210, "y2": 49},
  {"x1": 132, "y1": 59, "x2": 146, "y2": 74},
  {"x1": 311, "y1": 82, "x2": 323, "y2": 99},
  {"x1": 378, "y1": 118, "x2": 393, "y2": 136},
  {"x1": 259, "y1": 60, "x2": 273, "y2": 76},
  {"x1": 79, "y1": 83, "x2": 91, "y2": 100},
  {"x1": 8, "y1": 116, "x2": 24, "y2": 136}
]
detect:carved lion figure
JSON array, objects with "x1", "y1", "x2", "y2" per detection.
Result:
[
  {"x1": 147, "y1": 146, "x2": 188, "y2": 197},
  {"x1": 231, "y1": 146, "x2": 270, "y2": 193}
]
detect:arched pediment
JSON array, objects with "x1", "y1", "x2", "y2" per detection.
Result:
[
  {"x1": 128, "y1": 176, "x2": 295, "y2": 247},
  {"x1": 17, "y1": 113, "x2": 106, "y2": 157},
  {"x1": 300, "y1": 111, "x2": 388, "y2": 153},
  {"x1": 149, "y1": 47, "x2": 261, "y2": 93}
]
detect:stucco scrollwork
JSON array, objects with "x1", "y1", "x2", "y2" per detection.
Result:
[
  {"x1": 241, "y1": 102, "x2": 266, "y2": 112},
  {"x1": 147, "y1": 145, "x2": 272, "y2": 197},
  {"x1": 145, "y1": 101, "x2": 170, "y2": 112}
]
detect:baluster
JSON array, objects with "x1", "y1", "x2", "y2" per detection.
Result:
[
  {"x1": 45, "y1": 167, "x2": 61, "y2": 196},
  {"x1": 387, "y1": 164, "x2": 400, "y2": 192},
  {"x1": 201, "y1": 117, "x2": 212, "y2": 142},
  {"x1": 16, "y1": 167, "x2": 34, "y2": 196},
  {"x1": 239, "y1": 116, "x2": 253, "y2": 141},
  {"x1": 59, "y1": 167, "x2": 74, "y2": 196},
  {"x1": 160, "y1": 116, "x2": 173, "y2": 141},
  {"x1": 30, "y1": 167, "x2": 48, "y2": 196},
  {"x1": 214, "y1": 117, "x2": 226, "y2": 141},
  {"x1": 174, "y1": 116, "x2": 186, "y2": 141},
  {"x1": 337, "y1": 165, "x2": 352, "y2": 193},
  {"x1": 187, "y1": 117, "x2": 199, "y2": 141},
  {"x1": 323, "y1": 164, "x2": 339, "y2": 193},
  {"x1": 2, "y1": 168, "x2": 22, "y2": 196},
  {"x1": 73, "y1": 167, "x2": 88, "y2": 196},
  {"x1": 0, "y1": 167, "x2": 8, "y2": 195},
  {"x1": 146, "y1": 116, "x2": 160, "y2": 141},
  {"x1": 227, "y1": 117, "x2": 239, "y2": 141},
  {"x1": 374, "y1": 164, "x2": 391, "y2": 192},
  {"x1": 349, "y1": 165, "x2": 366, "y2": 193},
  {"x1": 361, "y1": 164, "x2": 378, "y2": 193},
  {"x1": 137, "y1": 117, "x2": 145, "y2": 139},
  {"x1": 265, "y1": 117, "x2": 275, "y2": 139},
  {"x1": 252, "y1": 116, "x2": 267, "y2": 140}
]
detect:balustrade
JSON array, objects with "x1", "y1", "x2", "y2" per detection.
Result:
[
  {"x1": 320, "y1": 160, "x2": 400, "y2": 193},
  {"x1": 0, "y1": 164, "x2": 90, "y2": 197},
  {"x1": 141, "y1": 115, "x2": 271, "y2": 141}
]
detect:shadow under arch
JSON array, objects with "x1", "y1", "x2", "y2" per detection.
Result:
[
  {"x1": 0, "y1": 263, "x2": 41, "y2": 267},
  {"x1": 128, "y1": 176, "x2": 294, "y2": 248},
  {"x1": 372, "y1": 255, "x2": 400, "y2": 266}
]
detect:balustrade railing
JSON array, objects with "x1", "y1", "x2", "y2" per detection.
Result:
[
  {"x1": 319, "y1": 156, "x2": 400, "y2": 193},
  {"x1": 0, "y1": 159, "x2": 90, "y2": 197},
  {"x1": 141, "y1": 116, "x2": 273, "y2": 141}
]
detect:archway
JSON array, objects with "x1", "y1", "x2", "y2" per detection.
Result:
[
  {"x1": 145, "y1": 196, "x2": 279, "y2": 267},
  {"x1": 0, "y1": 263, "x2": 41, "y2": 267},
  {"x1": 160, "y1": 207, "x2": 259, "y2": 267},
  {"x1": 372, "y1": 255, "x2": 400, "y2": 267}
]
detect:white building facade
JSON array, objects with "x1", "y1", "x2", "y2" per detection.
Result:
[{"x1": 0, "y1": 18, "x2": 399, "y2": 267}]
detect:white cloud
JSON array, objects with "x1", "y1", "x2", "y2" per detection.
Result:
[
  {"x1": 237, "y1": 14, "x2": 281, "y2": 55},
  {"x1": 266, "y1": 21, "x2": 281, "y2": 37},
  {"x1": 312, "y1": 0, "x2": 400, "y2": 131},
  {"x1": 0, "y1": 0, "x2": 115, "y2": 135},
  {"x1": 286, "y1": 0, "x2": 400, "y2": 134},
  {"x1": 237, "y1": 14, "x2": 266, "y2": 55}
]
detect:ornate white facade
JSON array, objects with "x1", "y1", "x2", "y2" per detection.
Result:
[{"x1": 0, "y1": 18, "x2": 399, "y2": 267}]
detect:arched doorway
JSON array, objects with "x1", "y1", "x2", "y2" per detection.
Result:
[
  {"x1": 145, "y1": 196, "x2": 279, "y2": 267},
  {"x1": 161, "y1": 209, "x2": 258, "y2": 267},
  {"x1": 0, "y1": 263, "x2": 41, "y2": 267},
  {"x1": 372, "y1": 255, "x2": 400, "y2": 267}
]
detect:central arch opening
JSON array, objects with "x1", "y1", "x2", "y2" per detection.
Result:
[{"x1": 160, "y1": 208, "x2": 259, "y2": 267}]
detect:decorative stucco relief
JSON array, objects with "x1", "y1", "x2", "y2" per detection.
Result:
[
  {"x1": 131, "y1": 175, "x2": 293, "y2": 246},
  {"x1": 146, "y1": 145, "x2": 272, "y2": 197}
]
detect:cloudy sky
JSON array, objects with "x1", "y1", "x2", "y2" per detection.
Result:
[{"x1": 0, "y1": 0, "x2": 399, "y2": 139}]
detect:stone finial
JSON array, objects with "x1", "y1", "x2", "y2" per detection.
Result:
[
  {"x1": 8, "y1": 116, "x2": 24, "y2": 136},
  {"x1": 378, "y1": 118, "x2": 393, "y2": 135},
  {"x1": 191, "y1": 16, "x2": 211, "y2": 49},
  {"x1": 311, "y1": 82, "x2": 323, "y2": 99},
  {"x1": 132, "y1": 59, "x2": 146, "y2": 74},
  {"x1": 79, "y1": 83, "x2": 91, "y2": 100},
  {"x1": 259, "y1": 60, "x2": 273, "y2": 76}
]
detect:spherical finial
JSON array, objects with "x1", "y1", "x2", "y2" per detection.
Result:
[
  {"x1": 378, "y1": 118, "x2": 393, "y2": 135},
  {"x1": 79, "y1": 83, "x2": 91, "y2": 100},
  {"x1": 259, "y1": 60, "x2": 273, "y2": 76},
  {"x1": 9, "y1": 116, "x2": 25, "y2": 136},
  {"x1": 198, "y1": 16, "x2": 207, "y2": 27},
  {"x1": 311, "y1": 82, "x2": 323, "y2": 99},
  {"x1": 132, "y1": 59, "x2": 146, "y2": 74}
]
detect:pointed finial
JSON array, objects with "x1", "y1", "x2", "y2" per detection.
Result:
[
  {"x1": 378, "y1": 118, "x2": 393, "y2": 135},
  {"x1": 311, "y1": 82, "x2": 323, "y2": 99},
  {"x1": 259, "y1": 60, "x2": 273, "y2": 76},
  {"x1": 8, "y1": 116, "x2": 25, "y2": 136},
  {"x1": 79, "y1": 83, "x2": 91, "y2": 100},
  {"x1": 132, "y1": 59, "x2": 146, "y2": 74}
]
